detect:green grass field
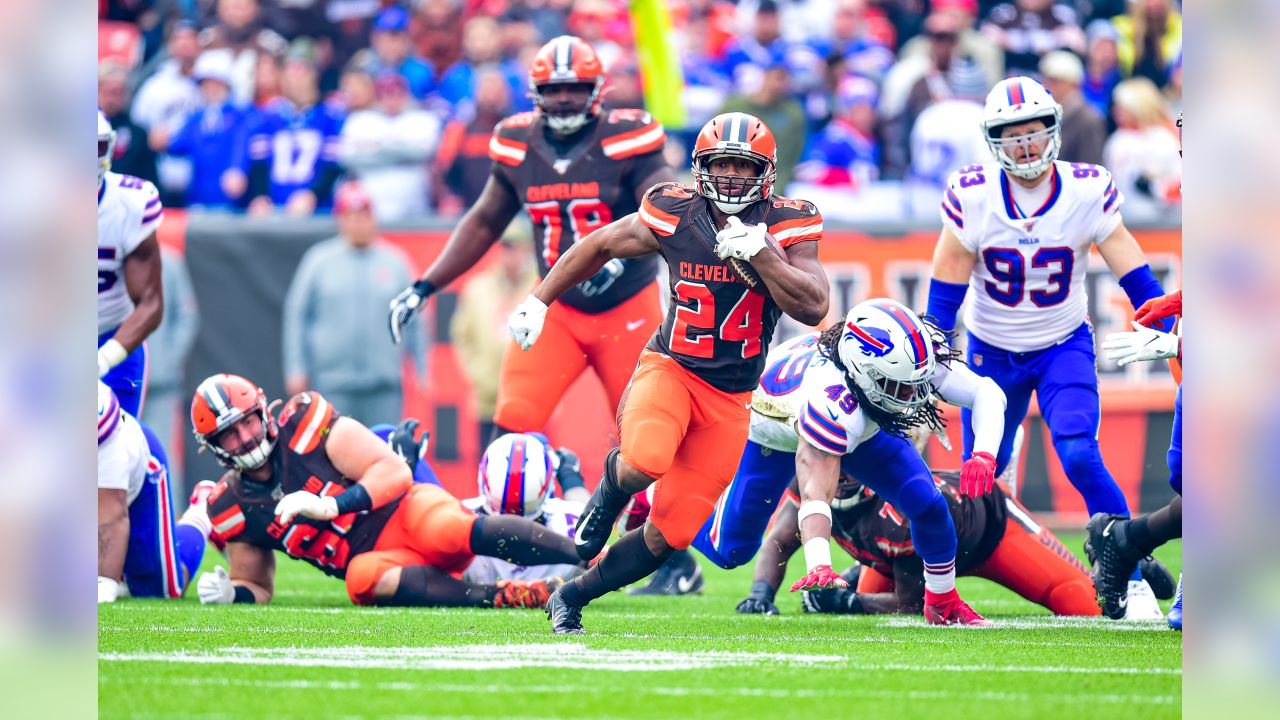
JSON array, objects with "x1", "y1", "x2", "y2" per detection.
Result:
[{"x1": 99, "y1": 532, "x2": 1181, "y2": 720}]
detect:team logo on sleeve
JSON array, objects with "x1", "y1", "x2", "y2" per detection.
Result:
[{"x1": 845, "y1": 322, "x2": 894, "y2": 358}]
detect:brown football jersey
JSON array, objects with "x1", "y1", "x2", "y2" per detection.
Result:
[
  {"x1": 206, "y1": 392, "x2": 402, "y2": 578},
  {"x1": 637, "y1": 182, "x2": 824, "y2": 393},
  {"x1": 488, "y1": 108, "x2": 669, "y2": 313}
]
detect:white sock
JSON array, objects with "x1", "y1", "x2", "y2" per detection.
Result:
[
  {"x1": 923, "y1": 560, "x2": 956, "y2": 595},
  {"x1": 179, "y1": 504, "x2": 213, "y2": 540}
]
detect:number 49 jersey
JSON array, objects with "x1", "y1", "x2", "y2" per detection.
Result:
[
  {"x1": 489, "y1": 108, "x2": 669, "y2": 313},
  {"x1": 939, "y1": 160, "x2": 1124, "y2": 352},
  {"x1": 98, "y1": 171, "x2": 163, "y2": 335}
]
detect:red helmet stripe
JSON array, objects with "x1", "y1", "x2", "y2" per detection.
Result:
[{"x1": 502, "y1": 437, "x2": 527, "y2": 515}]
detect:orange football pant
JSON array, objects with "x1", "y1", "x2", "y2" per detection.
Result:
[
  {"x1": 345, "y1": 484, "x2": 478, "y2": 606},
  {"x1": 618, "y1": 350, "x2": 753, "y2": 549},
  {"x1": 493, "y1": 284, "x2": 662, "y2": 431}
]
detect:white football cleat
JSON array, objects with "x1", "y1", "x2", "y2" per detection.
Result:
[{"x1": 1122, "y1": 579, "x2": 1165, "y2": 621}]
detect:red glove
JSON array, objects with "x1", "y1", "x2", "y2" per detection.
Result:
[
  {"x1": 1134, "y1": 290, "x2": 1181, "y2": 328},
  {"x1": 790, "y1": 564, "x2": 849, "y2": 592},
  {"x1": 959, "y1": 451, "x2": 997, "y2": 498}
]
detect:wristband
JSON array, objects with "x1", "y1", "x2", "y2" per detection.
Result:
[
  {"x1": 232, "y1": 585, "x2": 256, "y2": 604},
  {"x1": 1118, "y1": 265, "x2": 1172, "y2": 332},
  {"x1": 99, "y1": 339, "x2": 129, "y2": 370},
  {"x1": 413, "y1": 278, "x2": 437, "y2": 298},
  {"x1": 333, "y1": 484, "x2": 373, "y2": 515}
]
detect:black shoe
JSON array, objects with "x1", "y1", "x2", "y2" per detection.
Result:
[
  {"x1": 1087, "y1": 512, "x2": 1141, "y2": 620},
  {"x1": 626, "y1": 550, "x2": 704, "y2": 596},
  {"x1": 1084, "y1": 529, "x2": 1173, "y2": 600},
  {"x1": 546, "y1": 589, "x2": 585, "y2": 635},
  {"x1": 573, "y1": 448, "x2": 630, "y2": 562},
  {"x1": 840, "y1": 564, "x2": 862, "y2": 586}
]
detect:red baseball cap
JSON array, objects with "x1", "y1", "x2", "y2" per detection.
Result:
[
  {"x1": 933, "y1": 0, "x2": 979, "y2": 14},
  {"x1": 334, "y1": 183, "x2": 373, "y2": 215}
]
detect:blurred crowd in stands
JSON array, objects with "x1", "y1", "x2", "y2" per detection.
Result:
[{"x1": 99, "y1": 0, "x2": 1182, "y2": 222}]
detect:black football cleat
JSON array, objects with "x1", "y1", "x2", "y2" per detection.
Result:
[
  {"x1": 627, "y1": 550, "x2": 704, "y2": 596},
  {"x1": 545, "y1": 589, "x2": 585, "y2": 635},
  {"x1": 1083, "y1": 535, "x2": 1174, "y2": 600},
  {"x1": 573, "y1": 448, "x2": 631, "y2": 562},
  {"x1": 1087, "y1": 513, "x2": 1141, "y2": 620}
]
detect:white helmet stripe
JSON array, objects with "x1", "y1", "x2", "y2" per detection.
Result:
[
  {"x1": 729, "y1": 113, "x2": 744, "y2": 143},
  {"x1": 554, "y1": 37, "x2": 572, "y2": 75}
]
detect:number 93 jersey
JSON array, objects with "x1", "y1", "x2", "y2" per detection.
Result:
[
  {"x1": 98, "y1": 171, "x2": 163, "y2": 335},
  {"x1": 939, "y1": 161, "x2": 1124, "y2": 352}
]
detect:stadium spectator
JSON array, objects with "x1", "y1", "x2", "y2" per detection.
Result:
[
  {"x1": 434, "y1": 66, "x2": 512, "y2": 216},
  {"x1": 678, "y1": 8, "x2": 734, "y2": 140},
  {"x1": 980, "y1": 0, "x2": 1086, "y2": 78},
  {"x1": 133, "y1": 21, "x2": 202, "y2": 206},
  {"x1": 1111, "y1": 0, "x2": 1182, "y2": 89},
  {"x1": 897, "y1": 0, "x2": 1003, "y2": 88},
  {"x1": 338, "y1": 73, "x2": 443, "y2": 222},
  {"x1": 905, "y1": 56, "x2": 991, "y2": 216},
  {"x1": 822, "y1": 0, "x2": 897, "y2": 84},
  {"x1": 880, "y1": 11, "x2": 969, "y2": 180},
  {"x1": 411, "y1": 0, "x2": 465, "y2": 77},
  {"x1": 719, "y1": 0, "x2": 789, "y2": 92},
  {"x1": 450, "y1": 227, "x2": 537, "y2": 449},
  {"x1": 433, "y1": 15, "x2": 530, "y2": 118},
  {"x1": 1103, "y1": 77, "x2": 1181, "y2": 218},
  {"x1": 140, "y1": 245, "x2": 199, "y2": 493},
  {"x1": 99, "y1": 60, "x2": 159, "y2": 185},
  {"x1": 791, "y1": 74, "x2": 880, "y2": 191},
  {"x1": 252, "y1": 50, "x2": 283, "y2": 107},
  {"x1": 336, "y1": 64, "x2": 378, "y2": 114},
  {"x1": 197, "y1": 0, "x2": 288, "y2": 106},
  {"x1": 721, "y1": 60, "x2": 808, "y2": 191},
  {"x1": 1083, "y1": 18, "x2": 1122, "y2": 121},
  {"x1": 566, "y1": 0, "x2": 631, "y2": 71},
  {"x1": 1040, "y1": 50, "x2": 1107, "y2": 166},
  {"x1": 154, "y1": 50, "x2": 255, "y2": 208},
  {"x1": 361, "y1": 5, "x2": 435, "y2": 100},
  {"x1": 243, "y1": 48, "x2": 345, "y2": 216},
  {"x1": 282, "y1": 183, "x2": 425, "y2": 426}
]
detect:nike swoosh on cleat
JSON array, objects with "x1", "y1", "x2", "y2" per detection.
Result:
[
  {"x1": 1117, "y1": 595, "x2": 1128, "y2": 608},
  {"x1": 677, "y1": 570, "x2": 700, "y2": 594},
  {"x1": 574, "y1": 509, "x2": 595, "y2": 546},
  {"x1": 1102, "y1": 520, "x2": 1115, "y2": 538}
]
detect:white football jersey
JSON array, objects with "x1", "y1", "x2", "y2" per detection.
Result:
[
  {"x1": 749, "y1": 332, "x2": 996, "y2": 456},
  {"x1": 98, "y1": 171, "x2": 163, "y2": 336},
  {"x1": 460, "y1": 496, "x2": 583, "y2": 584},
  {"x1": 97, "y1": 380, "x2": 149, "y2": 504},
  {"x1": 939, "y1": 160, "x2": 1124, "y2": 352},
  {"x1": 907, "y1": 99, "x2": 992, "y2": 216}
]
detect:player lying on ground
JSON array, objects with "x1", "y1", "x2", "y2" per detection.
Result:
[
  {"x1": 98, "y1": 381, "x2": 211, "y2": 603},
  {"x1": 190, "y1": 374, "x2": 582, "y2": 608},
  {"x1": 461, "y1": 433, "x2": 586, "y2": 585},
  {"x1": 691, "y1": 299, "x2": 1005, "y2": 625},
  {"x1": 508, "y1": 112, "x2": 831, "y2": 633},
  {"x1": 1095, "y1": 287, "x2": 1183, "y2": 626},
  {"x1": 98, "y1": 109, "x2": 164, "y2": 417},
  {"x1": 925, "y1": 76, "x2": 1173, "y2": 619},
  {"x1": 738, "y1": 471, "x2": 1099, "y2": 617}
]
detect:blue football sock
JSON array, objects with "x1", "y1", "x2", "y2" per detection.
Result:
[{"x1": 174, "y1": 522, "x2": 208, "y2": 588}]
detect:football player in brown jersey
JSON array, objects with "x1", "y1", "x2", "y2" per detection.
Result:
[
  {"x1": 387, "y1": 36, "x2": 676, "y2": 466},
  {"x1": 189, "y1": 373, "x2": 583, "y2": 609},
  {"x1": 507, "y1": 112, "x2": 831, "y2": 633},
  {"x1": 737, "y1": 472, "x2": 1101, "y2": 617}
]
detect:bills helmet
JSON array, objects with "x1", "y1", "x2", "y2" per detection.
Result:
[
  {"x1": 981, "y1": 77, "x2": 1062, "y2": 180},
  {"x1": 190, "y1": 374, "x2": 278, "y2": 471},
  {"x1": 478, "y1": 433, "x2": 556, "y2": 517},
  {"x1": 836, "y1": 299, "x2": 938, "y2": 416},
  {"x1": 691, "y1": 112, "x2": 778, "y2": 214},
  {"x1": 529, "y1": 35, "x2": 605, "y2": 135},
  {"x1": 98, "y1": 109, "x2": 116, "y2": 189}
]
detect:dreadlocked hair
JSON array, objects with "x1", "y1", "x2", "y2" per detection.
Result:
[{"x1": 815, "y1": 322, "x2": 949, "y2": 441}]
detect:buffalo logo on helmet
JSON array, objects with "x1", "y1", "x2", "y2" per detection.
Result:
[{"x1": 845, "y1": 322, "x2": 894, "y2": 358}]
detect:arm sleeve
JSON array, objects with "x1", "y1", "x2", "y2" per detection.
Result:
[{"x1": 932, "y1": 362, "x2": 1006, "y2": 457}]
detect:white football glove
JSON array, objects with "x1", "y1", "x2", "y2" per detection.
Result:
[
  {"x1": 1102, "y1": 321, "x2": 1180, "y2": 366},
  {"x1": 197, "y1": 566, "x2": 236, "y2": 605},
  {"x1": 508, "y1": 294, "x2": 549, "y2": 351},
  {"x1": 98, "y1": 576, "x2": 120, "y2": 604},
  {"x1": 274, "y1": 490, "x2": 339, "y2": 525},
  {"x1": 714, "y1": 215, "x2": 768, "y2": 261}
]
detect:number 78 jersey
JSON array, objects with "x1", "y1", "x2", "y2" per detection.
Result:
[{"x1": 940, "y1": 160, "x2": 1124, "y2": 352}]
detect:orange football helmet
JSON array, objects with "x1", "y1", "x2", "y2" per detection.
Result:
[
  {"x1": 191, "y1": 373, "x2": 277, "y2": 471},
  {"x1": 528, "y1": 35, "x2": 605, "y2": 134},
  {"x1": 691, "y1": 112, "x2": 778, "y2": 214}
]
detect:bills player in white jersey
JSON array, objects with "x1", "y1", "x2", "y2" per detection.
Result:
[
  {"x1": 98, "y1": 381, "x2": 213, "y2": 603},
  {"x1": 924, "y1": 77, "x2": 1171, "y2": 617},
  {"x1": 461, "y1": 433, "x2": 585, "y2": 584},
  {"x1": 98, "y1": 110, "x2": 164, "y2": 417},
  {"x1": 689, "y1": 299, "x2": 1007, "y2": 625}
]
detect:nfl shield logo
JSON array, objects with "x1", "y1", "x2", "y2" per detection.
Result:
[
  {"x1": 1023, "y1": 220, "x2": 1036, "y2": 232},
  {"x1": 974, "y1": 354, "x2": 983, "y2": 367}
]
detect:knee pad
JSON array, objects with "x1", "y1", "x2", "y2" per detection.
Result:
[
  {"x1": 1046, "y1": 578, "x2": 1102, "y2": 617},
  {"x1": 1053, "y1": 435, "x2": 1102, "y2": 477},
  {"x1": 621, "y1": 423, "x2": 676, "y2": 478}
]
